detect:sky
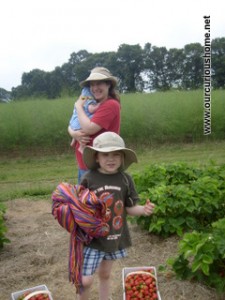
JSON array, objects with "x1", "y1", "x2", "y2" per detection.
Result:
[{"x1": 1, "y1": 0, "x2": 225, "y2": 91}]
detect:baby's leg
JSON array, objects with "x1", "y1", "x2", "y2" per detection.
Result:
[
  {"x1": 78, "y1": 143, "x2": 85, "y2": 153},
  {"x1": 70, "y1": 138, "x2": 76, "y2": 147}
]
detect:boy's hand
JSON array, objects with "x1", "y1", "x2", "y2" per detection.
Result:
[{"x1": 143, "y1": 199, "x2": 155, "y2": 216}]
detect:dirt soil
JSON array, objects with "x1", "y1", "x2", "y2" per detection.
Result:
[{"x1": 1, "y1": 199, "x2": 223, "y2": 300}]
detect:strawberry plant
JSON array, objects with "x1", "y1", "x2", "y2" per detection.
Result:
[
  {"x1": 167, "y1": 218, "x2": 225, "y2": 293},
  {"x1": 0, "y1": 202, "x2": 10, "y2": 248},
  {"x1": 131, "y1": 162, "x2": 225, "y2": 293},
  {"x1": 132, "y1": 162, "x2": 225, "y2": 237},
  {"x1": 133, "y1": 162, "x2": 201, "y2": 193}
]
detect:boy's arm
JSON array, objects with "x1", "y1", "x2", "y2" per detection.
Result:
[{"x1": 126, "y1": 199, "x2": 155, "y2": 216}]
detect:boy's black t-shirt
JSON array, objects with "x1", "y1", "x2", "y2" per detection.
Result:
[{"x1": 80, "y1": 170, "x2": 139, "y2": 252}]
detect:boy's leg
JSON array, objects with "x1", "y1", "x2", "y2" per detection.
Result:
[
  {"x1": 98, "y1": 260, "x2": 114, "y2": 300},
  {"x1": 78, "y1": 246, "x2": 104, "y2": 299},
  {"x1": 77, "y1": 275, "x2": 94, "y2": 300}
]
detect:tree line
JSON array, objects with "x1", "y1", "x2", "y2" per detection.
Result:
[{"x1": 10, "y1": 37, "x2": 225, "y2": 99}]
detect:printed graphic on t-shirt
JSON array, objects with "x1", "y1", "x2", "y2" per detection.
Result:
[
  {"x1": 114, "y1": 200, "x2": 124, "y2": 215},
  {"x1": 105, "y1": 208, "x2": 112, "y2": 222},
  {"x1": 112, "y1": 215, "x2": 123, "y2": 230},
  {"x1": 100, "y1": 192, "x2": 113, "y2": 207},
  {"x1": 95, "y1": 184, "x2": 124, "y2": 240}
]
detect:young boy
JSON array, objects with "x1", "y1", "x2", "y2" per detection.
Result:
[
  {"x1": 79, "y1": 131, "x2": 155, "y2": 300},
  {"x1": 69, "y1": 87, "x2": 100, "y2": 152}
]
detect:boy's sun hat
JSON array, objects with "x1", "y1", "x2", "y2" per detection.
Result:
[
  {"x1": 80, "y1": 67, "x2": 118, "y2": 88},
  {"x1": 83, "y1": 132, "x2": 137, "y2": 171}
]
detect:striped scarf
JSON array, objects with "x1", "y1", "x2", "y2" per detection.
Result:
[{"x1": 52, "y1": 182, "x2": 109, "y2": 294}]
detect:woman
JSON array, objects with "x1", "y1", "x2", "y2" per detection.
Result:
[{"x1": 68, "y1": 67, "x2": 121, "y2": 183}]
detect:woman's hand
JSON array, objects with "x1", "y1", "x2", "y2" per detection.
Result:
[
  {"x1": 68, "y1": 128, "x2": 91, "y2": 145},
  {"x1": 75, "y1": 95, "x2": 86, "y2": 109},
  {"x1": 72, "y1": 96, "x2": 102, "y2": 135},
  {"x1": 77, "y1": 131, "x2": 91, "y2": 147}
]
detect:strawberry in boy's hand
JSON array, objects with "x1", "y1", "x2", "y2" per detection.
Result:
[{"x1": 143, "y1": 199, "x2": 155, "y2": 216}]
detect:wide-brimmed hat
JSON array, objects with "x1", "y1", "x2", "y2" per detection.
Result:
[
  {"x1": 80, "y1": 67, "x2": 118, "y2": 88},
  {"x1": 83, "y1": 132, "x2": 137, "y2": 171}
]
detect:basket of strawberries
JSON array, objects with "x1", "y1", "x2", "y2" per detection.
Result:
[
  {"x1": 122, "y1": 267, "x2": 161, "y2": 300},
  {"x1": 11, "y1": 285, "x2": 53, "y2": 300}
]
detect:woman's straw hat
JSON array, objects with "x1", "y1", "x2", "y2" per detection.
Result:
[
  {"x1": 80, "y1": 67, "x2": 118, "y2": 88},
  {"x1": 83, "y1": 132, "x2": 137, "y2": 171}
]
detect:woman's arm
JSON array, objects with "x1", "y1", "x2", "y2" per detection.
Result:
[{"x1": 75, "y1": 97, "x2": 102, "y2": 135}]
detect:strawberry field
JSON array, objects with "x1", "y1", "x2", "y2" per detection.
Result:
[
  {"x1": 0, "y1": 198, "x2": 223, "y2": 300},
  {"x1": 1, "y1": 161, "x2": 225, "y2": 299},
  {"x1": 1, "y1": 90, "x2": 225, "y2": 299}
]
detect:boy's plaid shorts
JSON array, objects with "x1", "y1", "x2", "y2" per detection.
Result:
[{"x1": 82, "y1": 246, "x2": 127, "y2": 276}]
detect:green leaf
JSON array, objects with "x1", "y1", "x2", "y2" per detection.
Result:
[
  {"x1": 201, "y1": 263, "x2": 210, "y2": 276},
  {"x1": 202, "y1": 254, "x2": 213, "y2": 265},
  {"x1": 192, "y1": 260, "x2": 201, "y2": 273}
]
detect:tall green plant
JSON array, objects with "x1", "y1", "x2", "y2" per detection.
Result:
[{"x1": 0, "y1": 90, "x2": 225, "y2": 153}]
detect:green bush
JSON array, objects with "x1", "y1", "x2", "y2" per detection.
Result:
[
  {"x1": 167, "y1": 218, "x2": 225, "y2": 293},
  {"x1": 133, "y1": 162, "x2": 225, "y2": 293},
  {"x1": 133, "y1": 162, "x2": 225, "y2": 236}
]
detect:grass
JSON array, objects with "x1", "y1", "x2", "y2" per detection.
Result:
[
  {"x1": 0, "y1": 153, "x2": 77, "y2": 202},
  {"x1": 1, "y1": 141, "x2": 225, "y2": 202}
]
